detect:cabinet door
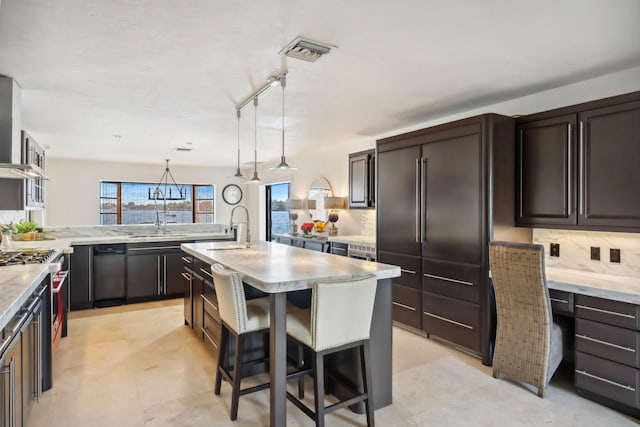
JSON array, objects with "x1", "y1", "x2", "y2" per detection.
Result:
[
  {"x1": 579, "y1": 101, "x2": 640, "y2": 228},
  {"x1": 126, "y1": 254, "x2": 160, "y2": 300},
  {"x1": 377, "y1": 145, "x2": 422, "y2": 256},
  {"x1": 0, "y1": 335, "x2": 23, "y2": 427},
  {"x1": 517, "y1": 115, "x2": 577, "y2": 226},
  {"x1": 349, "y1": 151, "x2": 370, "y2": 208},
  {"x1": 69, "y1": 245, "x2": 93, "y2": 310},
  {"x1": 421, "y1": 133, "x2": 482, "y2": 265},
  {"x1": 192, "y1": 273, "x2": 204, "y2": 340},
  {"x1": 164, "y1": 253, "x2": 186, "y2": 296}
]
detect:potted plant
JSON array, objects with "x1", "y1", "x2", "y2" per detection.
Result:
[{"x1": 16, "y1": 220, "x2": 39, "y2": 241}]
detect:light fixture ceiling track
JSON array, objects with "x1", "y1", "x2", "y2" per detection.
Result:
[{"x1": 236, "y1": 70, "x2": 287, "y2": 111}]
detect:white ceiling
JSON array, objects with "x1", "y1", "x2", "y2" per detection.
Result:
[{"x1": 0, "y1": 0, "x2": 639, "y2": 168}]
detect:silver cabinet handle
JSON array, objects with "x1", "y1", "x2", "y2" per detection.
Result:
[
  {"x1": 35, "y1": 316, "x2": 42, "y2": 402},
  {"x1": 566, "y1": 123, "x2": 572, "y2": 216},
  {"x1": 88, "y1": 251, "x2": 93, "y2": 302},
  {"x1": 421, "y1": 157, "x2": 427, "y2": 244},
  {"x1": 550, "y1": 297, "x2": 569, "y2": 304},
  {"x1": 1, "y1": 357, "x2": 16, "y2": 427},
  {"x1": 202, "y1": 328, "x2": 218, "y2": 349},
  {"x1": 576, "y1": 334, "x2": 635, "y2": 352},
  {"x1": 579, "y1": 121, "x2": 585, "y2": 216},
  {"x1": 163, "y1": 256, "x2": 167, "y2": 295},
  {"x1": 332, "y1": 247, "x2": 347, "y2": 253},
  {"x1": 200, "y1": 268, "x2": 214, "y2": 279},
  {"x1": 576, "y1": 369, "x2": 635, "y2": 391},
  {"x1": 392, "y1": 302, "x2": 416, "y2": 311},
  {"x1": 423, "y1": 273, "x2": 473, "y2": 287},
  {"x1": 128, "y1": 246, "x2": 181, "y2": 252},
  {"x1": 424, "y1": 311, "x2": 473, "y2": 330},
  {"x1": 181, "y1": 256, "x2": 192, "y2": 264},
  {"x1": 575, "y1": 304, "x2": 635, "y2": 319},
  {"x1": 180, "y1": 272, "x2": 191, "y2": 281},
  {"x1": 203, "y1": 296, "x2": 218, "y2": 312},
  {"x1": 415, "y1": 158, "x2": 420, "y2": 243},
  {"x1": 400, "y1": 269, "x2": 416, "y2": 275}
]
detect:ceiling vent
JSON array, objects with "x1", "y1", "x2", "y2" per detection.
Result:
[
  {"x1": 281, "y1": 37, "x2": 333, "y2": 63},
  {"x1": 174, "y1": 147, "x2": 193, "y2": 152}
]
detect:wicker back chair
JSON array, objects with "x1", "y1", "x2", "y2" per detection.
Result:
[{"x1": 489, "y1": 241, "x2": 564, "y2": 397}]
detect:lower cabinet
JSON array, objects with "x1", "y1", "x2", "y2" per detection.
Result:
[
  {"x1": 126, "y1": 242, "x2": 190, "y2": 302},
  {"x1": 69, "y1": 245, "x2": 93, "y2": 310},
  {"x1": 275, "y1": 235, "x2": 329, "y2": 252},
  {"x1": 0, "y1": 333, "x2": 22, "y2": 427},
  {"x1": 574, "y1": 295, "x2": 640, "y2": 412}
]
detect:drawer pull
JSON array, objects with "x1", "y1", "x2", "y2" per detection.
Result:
[
  {"x1": 424, "y1": 273, "x2": 473, "y2": 287},
  {"x1": 575, "y1": 369, "x2": 635, "y2": 392},
  {"x1": 203, "y1": 296, "x2": 219, "y2": 312},
  {"x1": 181, "y1": 256, "x2": 192, "y2": 264},
  {"x1": 400, "y1": 269, "x2": 416, "y2": 275},
  {"x1": 392, "y1": 302, "x2": 416, "y2": 311},
  {"x1": 550, "y1": 297, "x2": 569, "y2": 304},
  {"x1": 332, "y1": 248, "x2": 346, "y2": 253},
  {"x1": 424, "y1": 311, "x2": 473, "y2": 330},
  {"x1": 576, "y1": 304, "x2": 636, "y2": 320},
  {"x1": 180, "y1": 272, "x2": 191, "y2": 281},
  {"x1": 202, "y1": 328, "x2": 218, "y2": 349},
  {"x1": 200, "y1": 268, "x2": 214, "y2": 279},
  {"x1": 576, "y1": 334, "x2": 635, "y2": 353}
]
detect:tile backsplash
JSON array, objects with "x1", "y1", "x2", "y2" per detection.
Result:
[
  {"x1": 360, "y1": 210, "x2": 376, "y2": 236},
  {"x1": 533, "y1": 229, "x2": 640, "y2": 278},
  {"x1": 0, "y1": 211, "x2": 27, "y2": 226}
]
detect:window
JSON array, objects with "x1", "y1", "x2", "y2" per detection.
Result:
[
  {"x1": 265, "y1": 182, "x2": 290, "y2": 241},
  {"x1": 99, "y1": 181, "x2": 215, "y2": 225}
]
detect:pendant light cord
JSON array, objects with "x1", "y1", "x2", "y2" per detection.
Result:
[
  {"x1": 237, "y1": 109, "x2": 241, "y2": 169},
  {"x1": 281, "y1": 77, "x2": 286, "y2": 157}
]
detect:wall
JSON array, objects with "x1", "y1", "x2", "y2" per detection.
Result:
[
  {"x1": 40, "y1": 66, "x2": 640, "y2": 246},
  {"x1": 44, "y1": 158, "x2": 237, "y2": 227}
]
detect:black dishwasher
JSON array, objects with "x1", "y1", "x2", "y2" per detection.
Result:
[{"x1": 93, "y1": 244, "x2": 126, "y2": 307}]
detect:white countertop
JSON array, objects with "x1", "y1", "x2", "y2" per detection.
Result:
[
  {"x1": 546, "y1": 267, "x2": 640, "y2": 305},
  {"x1": 181, "y1": 240, "x2": 399, "y2": 293},
  {"x1": 328, "y1": 235, "x2": 376, "y2": 245},
  {"x1": 0, "y1": 263, "x2": 56, "y2": 329}
]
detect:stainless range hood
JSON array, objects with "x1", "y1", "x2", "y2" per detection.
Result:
[{"x1": 0, "y1": 76, "x2": 49, "y2": 179}]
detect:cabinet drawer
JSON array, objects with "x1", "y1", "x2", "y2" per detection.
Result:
[
  {"x1": 378, "y1": 252, "x2": 421, "y2": 290},
  {"x1": 575, "y1": 295, "x2": 640, "y2": 331},
  {"x1": 277, "y1": 237, "x2": 292, "y2": 245},
  {"x1": 575, "y1": 351, "x2": 639, "y2": 409},
  {"x1": 422, "y1": 259, "x2": 481, "y2": 303},
  {"x1": 549, "y1": 289, "x2": 574, "y2": 315},
  {"x1": 392, "y1": 284, "x2": 421, "y2": 330},
  {"x1": 202, "y1": 291, "x2": 220, "y2": 323},
  {"x1": 203, "y1": 311, "x2": 221, "y2": 355},
  {"x1": 292, "y1": 239, "x2": 304, "y2": 248},
  {"x1": 576, "y1": 318, "x2": 639, "y2": 368},
  {"x1": 330, "y1": 242, "x2": 348, "y2": 257},
  {"x1": 422, "y1": 292, "x2": 481, "y2": 353},
  {"x1": 304, "y1": 241, "x2": 326, "y2": 252}
]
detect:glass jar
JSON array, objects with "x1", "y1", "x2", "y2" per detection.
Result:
[{"x1": 1, "y1": 231, "x2": 12, "y2": 250}]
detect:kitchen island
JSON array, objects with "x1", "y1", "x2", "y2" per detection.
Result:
[{"x1": 181, "y1": 240, "x2": 401, "y2": 427}]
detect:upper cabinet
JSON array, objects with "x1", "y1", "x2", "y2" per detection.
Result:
[
  {"x1": 0, "y1": 131, "x2": 46, "y2": 210},
  {"x1": 349, "y1": 149, "x2": 375, "y2": 209},
  {"x1": 516, "y1": 92, "x2": 640, "y2": 232}
]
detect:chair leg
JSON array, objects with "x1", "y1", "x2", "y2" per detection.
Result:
[
  {"x1": 313, "y1": 351, "x2": 325, "y2": 427},
  {"x1": 361, "y1": 341, "x2": 375, "y2": 427},
  {"x1": 538, "y1": 387, "x2": 546, "y2": 398},
  {"x1": 230, "y1": 334, "x2": 245, "y2": 421},
  {"x1": 215, "y1": 326, "x2": 228, "y2": 395},
  {"x1": 298, "y1": 343, "x2": 305, "y2": 399}
]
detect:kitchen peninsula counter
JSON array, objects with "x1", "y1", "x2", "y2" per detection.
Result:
[{"x1": 181, "y1": 240, "x2": 400, "y2": 426}]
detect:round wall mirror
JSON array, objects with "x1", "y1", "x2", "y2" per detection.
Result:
[{"x1": 307, "y1": 177, "x2": 334, "y2": 221}]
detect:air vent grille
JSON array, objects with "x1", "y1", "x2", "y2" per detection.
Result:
[
  {"x1": 174, "y1": 147, "x2": 192, "y2": 152},
  {"x1": 281, "y1": 37, "x2": 333, "y2": 63}
]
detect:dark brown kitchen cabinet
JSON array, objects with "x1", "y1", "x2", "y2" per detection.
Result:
[
  {"x1": 516, "y1": 91, "x2": 640, "y2": 231},
  {"x1": 69, "y1": 245, "x2": 93, "y2": 310},
  {"x1": 349, "y1": 149, "x2": 375, "y2": 209},
  {"x1": 378, "y1": 114, "x2": 526, "y2": 365},
  {"x1": 126, "y1": 242, "x2": 187, "y2": 302},
  {"x1": 516, "y1": 115, "x2": 577, "y2": 226},
  {"x1": 574, "y1": 294, "x2": 640, "y2": 414}
]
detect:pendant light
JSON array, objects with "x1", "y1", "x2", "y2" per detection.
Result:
[
  {"x1": 270, "y1": 74, "x2": 297, "y2": 171},
  {"x1": 230, "y1": 109, "x2": 247, "y2": 180},
  {"x1": 245, "y1": 97, "x2": 261, "y2": 185}
]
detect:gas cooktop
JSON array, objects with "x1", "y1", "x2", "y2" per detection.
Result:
[{"x1": 0, "y1": 249, "x2": 56, "y2": 266}]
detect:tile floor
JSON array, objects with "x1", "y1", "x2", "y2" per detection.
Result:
[{"x1": 28, "y1": 299, "x2": 638, "y2": 427}]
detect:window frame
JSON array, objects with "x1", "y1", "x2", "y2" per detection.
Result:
[{"x1": 99, "y1": 181, "x2": 215, "y2": 225}]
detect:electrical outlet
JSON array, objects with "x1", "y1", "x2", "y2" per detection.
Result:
[
  {"x1": 590, "y1": 246, "x2": 600, "y2": 261},
  {"x1": 610, "y1": 248, "x2": 621, "y2": 263},
  {"x1": 550, "y1": 243, "x2": 560, "y2": 257}
]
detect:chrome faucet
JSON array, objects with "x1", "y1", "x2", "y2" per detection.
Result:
[{"x1": 230, "y1": 205, "x2": 251, "y2": 248}]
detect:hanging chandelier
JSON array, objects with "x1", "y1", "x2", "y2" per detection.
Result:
[{"x1": 148, "y1": 159, "x2": 187, "y2": 200}]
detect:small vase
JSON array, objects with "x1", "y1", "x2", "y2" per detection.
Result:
[{"x1": 1, "y1": 231, "x2": 12, "y2": 250}]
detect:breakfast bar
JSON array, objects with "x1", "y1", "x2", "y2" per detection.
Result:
[{"x1": 181, "y1": 240, "x2": 401, "y2": 426}]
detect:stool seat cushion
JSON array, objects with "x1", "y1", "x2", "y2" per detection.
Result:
[
  {"x1": 286, "y1": 308, "x2": 313, "y2": 348},
  {"x1": 244, "y1": 297, "x2": 271, "y2": 333}
]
